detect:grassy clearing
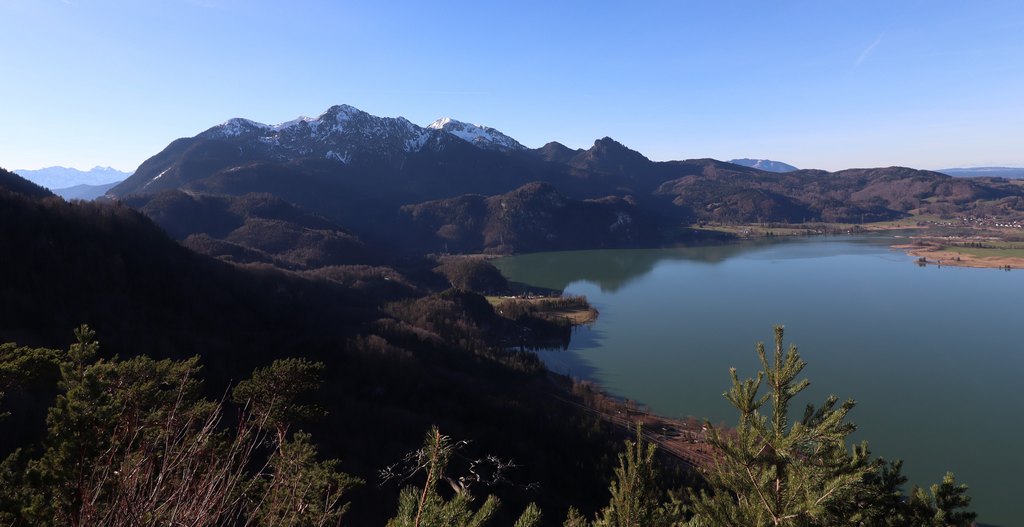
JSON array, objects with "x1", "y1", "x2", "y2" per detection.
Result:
[
  {"x1": 695, "y1": 225, "x2": 821, "y2": 237},
  {"x1": 941, "y1": 245, "x2": 1024, "y2": 258},
  {"x1": 486, "y1": 295, "x2": 599, "y2": 325},
  {"x1": 697, "y1": 218, "x2": 937, "y2": 237},
  {"x1": 862, "y1": 215, "x2": 944, "y2": 228}
]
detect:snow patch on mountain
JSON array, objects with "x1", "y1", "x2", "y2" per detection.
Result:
[
  {"x1": 199, "y1": 105, "x2": 525, "y2": 164},
  {"x1": 325, "y1": 150, "x2": 350, "y2": 164},
  {"x1": 427, "y1": 117, "x2": 524, "y2": 151},
  {"x1": 728, "y1": 158, "x2": 799, "y2": 173},
  {"x1": 273, "y1": 116, "x2": 320, "y2": 132},
  {"x1": 142, "y1": 167, "x2": 173, "y2": 190},
  {"x1": 218, "y1": 118, "x2": 270, "y2": 137},
  {"x1": 404, "y1": 132, "x2": 431, "y2": 153}
]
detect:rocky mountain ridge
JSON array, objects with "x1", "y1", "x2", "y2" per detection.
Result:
[{"x1": 105, "y1": 104, "x2": 1024, "y2": 259}]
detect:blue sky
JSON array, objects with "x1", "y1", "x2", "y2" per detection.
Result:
[{"x1": 2, "y1": 0, "x2": 1022, "y2": 172}]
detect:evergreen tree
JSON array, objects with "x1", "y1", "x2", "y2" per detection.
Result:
[
  {"x1": 687, "y1": 326, "x2": 977, "y2": 527},
  {"x1": 513, "y1": 502, "x2": 543, "y2": 527},
  {"x1": 929, "y1": 472, "x2": 977, "y2": 526},
  {"x1": 594, "y1": 426, "x2": 683, "y2": 527},
  {"x1": 0, "y1": 341, "x2": 63, "y2": 421},
  {"x1": 689, "y1": 326, "x2": 873, "y2": 526},
  {"x1": 248, "y1": 431, "x2": 360, "y2": 526},
  {"x1": 907, "y1": 472, "x2": 977, "y2": 527},
  {"x1": 386, "y1": 426, "x2": 501, "y2": 527},
  {"x1": 837, "y1": 456, "x2": 912, "y2": 526},
  {"x1": 0, "y1": 326, "x2": 357, "y2": 526},
  {"x1": 232, "y1": 357, "x2": 327, "y2": 442},
  {"x1": 563, "y1": 507, "x2": 589, "y2": 527}
]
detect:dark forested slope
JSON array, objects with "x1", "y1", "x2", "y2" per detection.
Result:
[{"x1": 0, "y1": 167, "x2": 622, "y2": 525}]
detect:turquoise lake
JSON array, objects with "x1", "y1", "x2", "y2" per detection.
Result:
[{"x1": 493, "y1": 235, "x2": 1022, "y2": 525}]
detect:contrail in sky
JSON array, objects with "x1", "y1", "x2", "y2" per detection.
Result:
[{"x1": 854, "y1": 34, "x2": 884, "y2": 69}]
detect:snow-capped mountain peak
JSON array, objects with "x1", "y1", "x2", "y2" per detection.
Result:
[
  {"x1": 426, "y1": 117, "x2": 524, "y2": 152},
  {"x1": 218, "y1": 117, "x2": 270, "y2": 137},
  {"x1": 194, "y1": 105, "x2": 526, "y2": 170},
  {"x1": 426, "y1": 117, "x2": 455, "y2": 129},
  {"x1": 199, "y1": 105, "x2": 440, "y2": 164},
  {"x1": 272, "y1": 115, "x2": 318, "y2": 131}
]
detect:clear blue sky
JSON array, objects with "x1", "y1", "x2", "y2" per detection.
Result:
[{"x1": 2, "y1": 0, "x2": 1022, "y2": 172}]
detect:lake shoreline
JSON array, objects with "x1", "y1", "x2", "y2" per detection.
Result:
[
  {"x1": 893, "y1": 242, "x2": 1024, "y2": 270},
  {"x1": 550, "y1": 374, "x2": 717, "y2": 471}
]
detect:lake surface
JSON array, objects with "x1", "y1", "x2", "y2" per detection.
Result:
[{"x1": 494, "y1": 236, "x2": 1022, "y2": 525}]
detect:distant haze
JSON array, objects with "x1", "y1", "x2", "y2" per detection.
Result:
[
  {"x1": 50, "y1": 182, "x2": 123, "y2": 201},
  {"x1": 939, "y1": 167, "x2": 1024, "y2": 179},
  {"x1": 14, "y1": 166, "x2": 131, "y2": 190}
]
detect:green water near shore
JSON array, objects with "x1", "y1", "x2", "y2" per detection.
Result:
[{"x1": 494, "y1": 235, "x2": 1022, "y2": 525}]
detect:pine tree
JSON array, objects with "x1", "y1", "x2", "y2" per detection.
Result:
[
  {"x1": 1, "y1": 326, "x2": 357, "y2": 526},
  {"x1": 514, "y1": 502, "x2": 543, "y2": 527},
  {"x1": 689, "y1": 326, "x2": 873, "y2": 526},
  {"x1": 907, "y1": 472, "x2": 977, "y2": 527},
  {"x1": 563, "y1": 507, "x2": 589, "y2": 527},
  {"x1": 837, "y1": 455, "x2": 912, "y2": 526},
  {"x1": 232, "y1": 357, "x2": 327, "y2": 442},
  {"x1": 929, "y1": 472, "x2": 976, "y2": 526},
  {"x1": 386, "y1": 426, "x2": 501, "y2": 527},
  {"x1": 249, "y1": 431, "x2": 360, "y2": 526},
  {"x1": 594, "y1": 425, "x2": 683, "y2": 527}
]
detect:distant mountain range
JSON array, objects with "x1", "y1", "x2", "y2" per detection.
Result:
[
  {"x1": 103, "y1": 104, "x2": 1024, "y2": 258},
  {"x1": 939, "y1": 167, "x2": 1024, "y2": 179},
  {"x1": 15, "y1": 166, "x2": 131, "y2": 190},
  {"x1": 727, "y1": 158, "x2": 799, "y2": 172}
]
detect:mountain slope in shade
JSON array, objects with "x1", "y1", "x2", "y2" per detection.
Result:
[
  {"x1": 940, "y1": 167, "x2": 1024, "y2": 179},
  {"x1": 400, "y1": 182, "x2": 672, "y2": 254},
  {"x1": 728, "y1": 158, "x2": 799, "y2": 172},
  {"x1": 122, "y1": 190, "x2": 375, "y2": 269},
  {"x1": 52, "y1": 181, "x2": 121, "y2": 200},
  {"x1": 1, "y1": 167, "x2": 54, "y2": 199},
  {"x1": 15, "y1": 166, "x2": 130, "y2": 189}
]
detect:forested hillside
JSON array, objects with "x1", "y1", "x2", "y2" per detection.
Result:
[{"x1": 0, "y1": 167, "x2": 624, "y2": 525}]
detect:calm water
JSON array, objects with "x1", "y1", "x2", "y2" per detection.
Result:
[{"x1": 494, "y1": 236, "x2": 1023, "y2": 525}]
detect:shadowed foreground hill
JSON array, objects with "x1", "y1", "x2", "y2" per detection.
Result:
[
  {"x1": 0, "y1": 167, "x2": 52, "y2": 200},
  {"x1": 0, "y1": 172, "x2": 373, "y2": 364}
]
